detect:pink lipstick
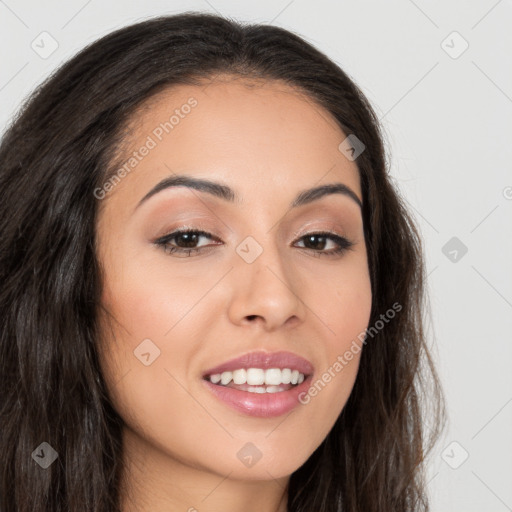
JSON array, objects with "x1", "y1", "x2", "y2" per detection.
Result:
[{"x1": 201, "y1": 350, "x2": 314, "y2": 418}]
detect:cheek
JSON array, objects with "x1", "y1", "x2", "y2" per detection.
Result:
[
  {"x1": 315, "y1": 252, "x2": 372, "y2": 343},
  {"x1": 330, "y1": 259, "x2": 372, "y2": 371},
  {"x1": 298, "y1": 258, "x2": 372, "y2": 437},
  {"x1": 100, "y1": 251, "x2": 206, "y2": 341},
  {"x1": 97, "y1": 266, "x2": 207, "y2": 457},
  {"x1": 97, "y1": 254, "x2": 196, "y2": 414}
]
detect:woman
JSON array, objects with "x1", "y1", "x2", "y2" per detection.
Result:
[{"x1": 0, "y1": 12, "x2": 445, "y2": 512}]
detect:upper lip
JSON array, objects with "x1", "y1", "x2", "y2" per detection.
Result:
[{"x1": 202, "y1": 350, "x2": 314, "y2": 378}]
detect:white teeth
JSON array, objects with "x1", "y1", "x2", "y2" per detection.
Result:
[
  {"x1": 281, "y1": 368, "x2": 292, "y2": 384},
  {"x1": 265, "y1": 368, "x2": 282, "y2": 386},
  {"x1": 246, "y1": 368, "x2": 265, "y2": 385},
  {"x1": 208, "y1": 368, "x2": 306, "y2": 387},
  {"x1": 247, "y1": 386, "x2": 266, "y2": 394},
  {"x1": 244, "y1": 385, "x2": 287, "y2": 393},
  {"x1": 210, "y1": 373, "x2": 222, "y2": 384},
  {"x1": 232, "y1": 369, "x2": 247, "y2": 385},
  {"x1": 220, "y1": 371, "x2": 232, "y2": 385}
]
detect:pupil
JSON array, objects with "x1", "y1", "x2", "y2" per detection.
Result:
[
  {"x1": 178, "y1": 233, "x2": 198, "y2": 248},
  {"x1": 305, "y1": 235, "x2": 325, "y2": 250}
]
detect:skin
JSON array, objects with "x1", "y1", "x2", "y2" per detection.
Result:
[{"x1": 95, "y1": 76, "x2": 372, "y2": 512}]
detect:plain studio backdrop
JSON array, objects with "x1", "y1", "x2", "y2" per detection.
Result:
[{"x1": 1, "y1": 1, "x2": 511, "y2": 511}]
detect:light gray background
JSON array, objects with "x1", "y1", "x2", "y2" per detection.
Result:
[{"x1": 1, "y1": 1, "x2": 511, "y2": 510}]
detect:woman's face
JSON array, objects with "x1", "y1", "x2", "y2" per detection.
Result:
[{"x1": 96, "y1": 77, "x2": 372, "y2": 485}]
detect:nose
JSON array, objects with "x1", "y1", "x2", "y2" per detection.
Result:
[{"x1": 226, "y1": 244, "x2": 307, "y2": 331}]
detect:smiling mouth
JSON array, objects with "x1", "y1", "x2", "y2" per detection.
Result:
[{"x1": 204, "y1": 367, "x2": 308, "y2": 394}]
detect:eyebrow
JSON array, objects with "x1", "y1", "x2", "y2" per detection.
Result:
[{"x1": 135, "y1": 174, "x2": 362, "y2": 211}]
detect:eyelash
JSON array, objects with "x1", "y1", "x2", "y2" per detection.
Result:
[{"x1": 154, "y1": 229, "x2": 354, "y2": 258}]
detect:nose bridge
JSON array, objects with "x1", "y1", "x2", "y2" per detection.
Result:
[
  {"x1": 242, "y1": 236, "x2": 290, "y2": 288},
  {"x1": 236, "y1": 210, "x2": 291, "y2": 285},
  {"x1": 227, "y1": 228, "x2": 306, "y2": 328}
]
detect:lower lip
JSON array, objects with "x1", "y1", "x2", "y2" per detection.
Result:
[{"x1": 202, "y1": 376, "x2": 313, "y2": 418}]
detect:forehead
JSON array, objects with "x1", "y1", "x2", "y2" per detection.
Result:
[{"x1": 102, "y1": 77, "x2": 361, "y2": 211}]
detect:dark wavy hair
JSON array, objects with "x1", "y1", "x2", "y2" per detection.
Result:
[{"x1": 0, "y1": 12, "x2": 445, "y2": 512}]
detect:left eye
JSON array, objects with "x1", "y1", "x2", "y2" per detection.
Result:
[{"x1": 154, "y1": 229, "x2": 354, "y2": 258}]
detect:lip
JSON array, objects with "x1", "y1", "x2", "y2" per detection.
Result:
[
  {"x1": 201, "y1": 350, "x2": 314, "y2": 377},
  {"x1": 201, "y1": 350, "x2": 314, "y2": 418},
  {"x1": 202, "y1": 374, "x2": 313, "y2": 418}
]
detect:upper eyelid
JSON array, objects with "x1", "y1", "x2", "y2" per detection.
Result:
[
  {"x1": 160, "y1": 227, "x2": 347, "y2": 240},
  {"x1": 153, "y1": 210, "x2": 355, "y2": 237}
]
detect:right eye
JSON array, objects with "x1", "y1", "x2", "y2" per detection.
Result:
[{"x1": 154, "y1": 229, "x2": 221, "y2": 257}]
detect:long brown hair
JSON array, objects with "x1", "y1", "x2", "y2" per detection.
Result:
[{"x1": 0, "y1": 12, "x2": 445, "y2": 511}]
